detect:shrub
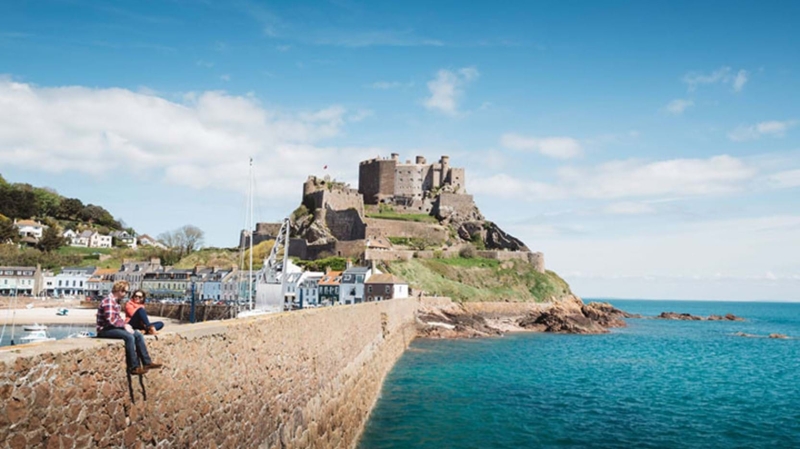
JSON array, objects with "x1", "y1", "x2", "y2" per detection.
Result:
[{"x1": 459, "y1": 244, "x2": 477, "y2": 259}]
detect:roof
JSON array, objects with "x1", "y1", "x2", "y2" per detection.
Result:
[
  {"x1": 79, "y1": 230, "x2": 95, "y2": 238},
  {"x1": 93, "y1": 268, "x2": 118, "y2": 276},
  {"x1": 319, "y1": 271, "x2": 342, "y2": 285},
  {"x1": 366, "y1": 273, "x2": 408, "y2": 285},
  {"x1": 343, "y1": 266, "x2": 371, "y2": 275},
  {"x1": 14, "y1": 219, "x2": 43, "y2": 227},
  {"x1": 366, "y1": 237, "x2": 392, "y2": 249}
]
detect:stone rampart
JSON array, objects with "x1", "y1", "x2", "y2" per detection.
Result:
[
  {"x1": 0, "y1": 299, "x2": 420, "y2": 448},
  {"x1": 432, "y1": 192, "x2": 475, "y2": 218},
  {"x1": 364, "y1": 218, "x2": 448, "y2": 244}
]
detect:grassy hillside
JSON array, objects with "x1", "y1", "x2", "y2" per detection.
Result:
[{"x1": 383, "y1": 257, "x2": 572, "y2": 303}]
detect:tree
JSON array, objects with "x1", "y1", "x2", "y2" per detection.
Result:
[
  {"x1": 0, "y1": 217, "x2": 19, "y2": 244},
  {"x1": 33, "y1": 187, "x2": 62, "y2": 217},
  {"x1": 158, "y1": 225, "x2": 205, "y2": 258},
  {"x1": 57, "y1": 198, "x2": 84, "y2": 219},
  {"x1": 37, "y1": 225, "x2": 65, "y2": 252}
]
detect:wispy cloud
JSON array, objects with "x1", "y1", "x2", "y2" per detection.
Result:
[
  {"x1": 728, "y1": 120, "x2": 797, "y2": 141},
  {"x1": 220, "y1": 74, "x2": 231, "y2": 82},
  {"x1": 683, "y1": 66, "x2": 749, "y2": 92},
  {"x1": 500, "y1": 133, "x2": 583, "y2": 159},
  {"x1": 423, "y1": 67, "x2": 479, "y2": 116},
  {"x1": 768, "y1": 169, "x2": 800, "y2": 189},
  {"x1": 196, "y1": 60, "x2": 214, "y2": 68},
  {"x1": 471, "y1": 155, "x2": 756, "y2": 200},
  {"x1": 603, "y1": 201, "x2": 657, "y2": 215},
  {"x1": 663, "y1": 98, "x2": 694, "y2": 115}
]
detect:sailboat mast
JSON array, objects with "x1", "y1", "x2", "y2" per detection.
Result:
[{"x1": 248, "y1": 157, "x2": 254, "y2": 311}]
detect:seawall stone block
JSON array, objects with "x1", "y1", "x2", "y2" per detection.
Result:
[{"x1": 0, "y1": 299, "x2": 421, "y2": 448}]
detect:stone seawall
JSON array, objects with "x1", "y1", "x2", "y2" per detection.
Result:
[{"x1": 0, "y1": 299, "x2": 422, "y2": 448}]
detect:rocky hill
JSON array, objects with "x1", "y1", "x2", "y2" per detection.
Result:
[{"x1": 382, "y1": 258, "x2": 570, "y2": 303}]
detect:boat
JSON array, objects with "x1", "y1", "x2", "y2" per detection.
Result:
[
  {"x1": 23, "y1": 323, "x2": 47, "y2": 332},
  {"x1": 66, "y1": 330, "x2": 95, "y2": 339},
  {"x1": 19, "y1": 329, "x2": 56, "y2": 344}
]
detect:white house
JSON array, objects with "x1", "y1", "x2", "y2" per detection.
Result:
[
  {"x1": 339, "y1": 265, "x2": 380, "y2": 305},
  {"x1": 138, "y1": 234, "x2": 166, "y2": 249},
  {"x1": 0, "y1": 266, "x2": 43, "y2": 296},
  {"x1": 110, "y1": 230, "x2": 137, "y2": 249},
  {"x1": 365, "y1": 273, "x2": 409, "y2": 302},
  {"x1": 52, "y1": 266, "x2": 96, "y2": 297},
  {"x1": 298, "y1": 273, "x2": 324, "y2": 308},
  {"x1": 88, "y1": 232, "x2": 112, "y2": 248},
  {"x1": 14, "y1": 219, "x2": 47, "y2": 240},
  {"x1": 65, "y1": 229, "x2": 90, "y2": 247}
]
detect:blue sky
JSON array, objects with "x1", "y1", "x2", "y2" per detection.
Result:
[{"x1": 1, "y1": 0, "x2": 799, "y2": 300}]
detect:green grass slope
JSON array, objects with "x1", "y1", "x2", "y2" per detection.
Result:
[{"x1": 383, "y1": 257, "x2": 572, "y2": 303}]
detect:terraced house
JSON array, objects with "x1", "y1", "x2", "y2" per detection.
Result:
[
  {"x1": 142, "y1": 268, "x2": 194, "y2": 299},
  {"x1": 0, "y1": 266, "x2": 43, "y2": 296}
]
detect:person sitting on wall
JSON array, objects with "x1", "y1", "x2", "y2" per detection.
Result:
[
  {"x1": 125, "y1": 289, "x2": 164, "y2": 336},
  {"x1": 96, "y1": 281, "x2": 163, "y2": 375}
]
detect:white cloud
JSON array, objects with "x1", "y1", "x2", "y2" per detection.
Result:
[
  {"x1": 471, "y1": 155, "x2": 756, "y2": 200},
  {"x1": 733, "y1": 69, "x2": 748, "y2": 92},
  {"x1": 663, "y1": 99, "x2": 694, "y2": 115},
  {"x1": 768, "y1": 169, "x2": 800, "y2": 188},
  {"x1": 196, "y1": 60, "x2": 214, "y2": 68},
  {"x1": 470, "y1": 173, "x2": 562, "y2": 199},
  {"x1": 0, "y1": 78, "x2": 379, "y2": 197},
  {"x1": 423, "y1": 67, "x2": 479, "y2": 115},
  {"x1": 728, "y1": 120, "x2": 797, "y2": 141},
  {"x1": 682, "y1": 66, "x2": 749, "y2": 92},
  {"x1": 519, "y1": 214, "x2": 800, "y2": 301},
  {"x1": 603, "y1": 202, "x2": 657, "y2": 215},
  {"x1": 500, "y1": 133, "x2": 583, "y2": 159},
  {"x1": 220, "y1": 74, "x2": 231, "y2": 82}
]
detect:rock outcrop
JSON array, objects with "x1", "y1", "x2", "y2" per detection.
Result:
[
  {"x1": 658, "y1": 312, "x2": 744, "y2": 321},
  {"x1": 416, "y1": 296, "x2": 637, "y2": 337}
]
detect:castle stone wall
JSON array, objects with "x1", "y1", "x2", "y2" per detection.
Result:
[
  {"x1": 305, "y1": 190, "x2": 364, "y2": 217},
  {"x1": 358, "y1": 159, "x2": 396, "y2": 205},
  {"x1": 0, "y1": 299, "x2": 421, "y2": 448},
  {"x1": 432, "y1": 193, "x2": 475, "y2": 218},
  {"x1": 325, "y1": 208, "x2": 366, "y2": 241},
  {"x1": 364, "y1": 218, "x2": 448, "y2": 244}
]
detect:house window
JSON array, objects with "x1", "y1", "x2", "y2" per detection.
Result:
[
  {"x1": 385, "y1": 285, "x2": 391, "y2": 293},
  {"x1": 367, "y1": 285, "x2": 372, "y2": 293}
]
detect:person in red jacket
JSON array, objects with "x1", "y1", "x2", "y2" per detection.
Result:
[
  {"x1": 125, "y1": 289, "x2": 164, "y2": 336},
  {"x1": 96, "y1": 281, "x2": 163, "y2": 375}
]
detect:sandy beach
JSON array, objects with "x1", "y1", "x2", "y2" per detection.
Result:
[{"x1": 0, "y1": 306, "x2": 181, "y2": 326}]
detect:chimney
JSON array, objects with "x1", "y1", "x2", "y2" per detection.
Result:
[
  {"x1": 370, "y1": 259, "x2": 377, "y2": 272},
  {"x1": 346, "y1": 258, "x2": 353, "y2": 270},
  {"x1": 326, "y1": 266, "x2": 332, "y2": 274}
]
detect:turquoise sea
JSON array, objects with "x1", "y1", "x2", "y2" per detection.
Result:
[{"x1": 359, "y1": 300, "x2": 800, "y2": 449}]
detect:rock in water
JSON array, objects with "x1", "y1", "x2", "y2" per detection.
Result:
[
  {"x1": 657, "y1": 312, "x2": 704, "y2": 321},
  {"x1": 769, "y1": 333, "x2": 788, "y2": 339},
  {"x1": 581, "y1": 302, "x2": 641, "y2": 328}
]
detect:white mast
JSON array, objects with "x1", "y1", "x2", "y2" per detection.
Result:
[{"x1": 248, "y1": 157, "x2": 254, "y2": 311}]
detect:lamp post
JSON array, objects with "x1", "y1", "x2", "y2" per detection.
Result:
[{"x1": 190, "y1": 275, "x2": 198, "y2": 324}]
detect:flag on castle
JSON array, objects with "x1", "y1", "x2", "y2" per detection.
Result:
[{"x1": 323, "y1": 165, "x2": 328, "y2": 170}]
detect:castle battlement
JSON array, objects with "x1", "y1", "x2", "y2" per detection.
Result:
[{"x1": 358, "y1": 154, "x2": 466, "y2": 205}]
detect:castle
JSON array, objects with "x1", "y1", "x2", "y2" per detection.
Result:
[
  {"x1": 240, "y1": 154, "x2": 544, "y2": 272},
  {"x1": 359, "y1": 154, "x2": 466, "y2": 208}
]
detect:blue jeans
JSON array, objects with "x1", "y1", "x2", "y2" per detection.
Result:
[
  {"x1": 97, "y1": 327, "x2": 152, "y2": 371},
  {"x1": 129, "y1": 308, "x2": 164, "y2": 332}
]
